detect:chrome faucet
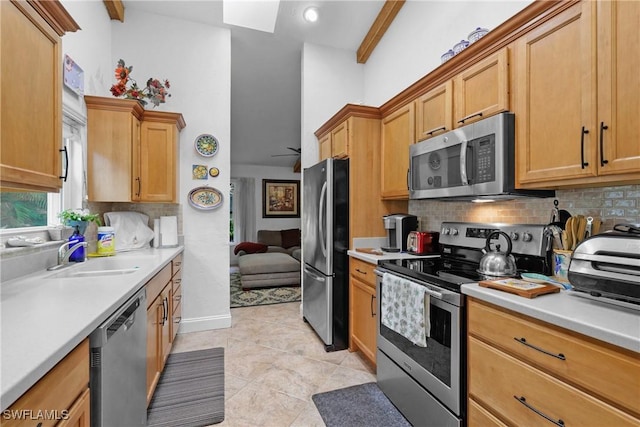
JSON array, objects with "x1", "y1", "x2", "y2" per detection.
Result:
[{"x1": 47, "y1": 241, "x2": 88, "y2": 271}]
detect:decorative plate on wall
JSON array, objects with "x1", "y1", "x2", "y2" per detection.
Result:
[
  {"x1": 209, "y1": 167, "x2": 220, "y2": 177},
  {"x1": 188, "y1": 186, "x2": 223, "y2": 210},
  {"x1": 194, "y1": 134, "x2": 219, "y2": 157}
]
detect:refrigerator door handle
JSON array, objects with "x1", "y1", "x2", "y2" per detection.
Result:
[
  {"x1": 318, "y1": 182, "x2": 328, "y2": 257},
  {"x1": 304, "y1": 265, "x2": 327, "y2": 282}
]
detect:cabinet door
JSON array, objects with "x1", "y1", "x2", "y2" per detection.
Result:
[
  {"x1": 146, "y1": 300, "x2": 160, "y2": 405},
  {"x1": 331, "y1": 120, "x2": 349, "y2": 158},
  {"x1": 131, "y1": 118, "x2": 142, "y2": 201},
  {"x1": 350, "y1": 277, "x2": 377, "y2": 366},
  {"x1": 454, "y1": 48, "x2": 509, "y2": 126},
  {"x1": 381, "y1": 103, "x2": 414, "y2": 200},
  {"x1": 0, "y1": 1, "x2": 62, "y2": 192},
  {"x1": 415, "y1": 81, "x2": 453, "y2": 142},
  {"x1": 318, "y1": 133, "x2": 331, "y2": 161},
  {"x1": 159, "y1": 285, "x2": 172, "y2": 370},
  {"x1": 596, "y1": 0, "x2": 640, "y2": 175},
  {"x1": 56, "y1": 388, "x2": 90, "y2": 427},
  {"x1": 139, "y1": 121, "x2": 177, "y2": 202},
  {"x1": 515, "y1": 2, "x2": 596, "y2": 185},
  {"x1": 85, "y1": 96, "x2": 142, "y2": 202}
]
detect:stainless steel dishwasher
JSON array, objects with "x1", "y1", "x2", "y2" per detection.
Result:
[{"x1": 90, "y1": 287, "x2": 147, "y2": 427}]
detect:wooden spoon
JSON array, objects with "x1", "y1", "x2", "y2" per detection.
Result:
[{"x1": 563, "y1": 217, "x2": 573, "y2": 251}]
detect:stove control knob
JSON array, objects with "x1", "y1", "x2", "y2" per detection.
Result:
[
  {"x1": 450, "y1": 228, "x2": 459, "y2": 236},
  {"x1": 522, "y1": 232, "x2": 533, "y2": 242},
  {"x1": 441, "y1": 227, "x2": 450, "y2": 235},
  {"x1": 510, "y1": 232, "x2": 519, "y2": 241}
]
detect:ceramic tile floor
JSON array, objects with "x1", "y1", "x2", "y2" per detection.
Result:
[{"x1": 171, "y1": 301, "x2": 377, "y2": 427}]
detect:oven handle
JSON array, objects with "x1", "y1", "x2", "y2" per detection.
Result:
[{"x1": 374, "y1": 269, "x2": 444, "y2": 300}]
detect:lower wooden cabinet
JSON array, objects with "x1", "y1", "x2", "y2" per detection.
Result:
[
  {"x1": 467, "y1": 297, "x2": 640, "y2": 426},
  {"x1": 145, "y1": 254, "x2": 183, "y2": 405},
  {"x1": 349, "y1": 258, "x2": 377, "y2": 366},
  {"x1": 4, "y1": 339, "x2": 90, "y2": 427}
]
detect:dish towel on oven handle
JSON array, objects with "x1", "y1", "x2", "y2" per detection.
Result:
[{"x1": 381, "y1": 273, "x2": 431, "y2": 347}]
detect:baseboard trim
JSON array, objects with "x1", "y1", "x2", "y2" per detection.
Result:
[{"x1": 177, "y1": 313, "x2": 231, "y2": 333}]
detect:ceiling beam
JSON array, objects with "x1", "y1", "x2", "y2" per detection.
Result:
[
  {"x1": 103, "y1": 0, "x2": 125, "y2": 22},
  {"x1": 357, "y1": 0, "x2": 405, "y2": 64}
]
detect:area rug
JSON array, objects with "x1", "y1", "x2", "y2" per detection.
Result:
[
  {"x1": 147, "y1": 348, "x2": 224, "y2": 427},
  {"x1": 230, "y1": 272, "x2": 301, "y2": 308},
  {"x1": 312, "y1": 382, "x2": 411, "y2": 427}
]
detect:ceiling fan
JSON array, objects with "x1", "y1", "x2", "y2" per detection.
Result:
[{"x1": 271, "y1": 147, "x2": 301, "y2": 157}]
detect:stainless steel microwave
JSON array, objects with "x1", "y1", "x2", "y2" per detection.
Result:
[{"x1": 409, "y1": 112, "x2": 554, "y2": 201}]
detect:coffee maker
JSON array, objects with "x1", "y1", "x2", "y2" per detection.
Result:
[{"x1": 382, "y1": 214, "x2": 418, "y2": 252}]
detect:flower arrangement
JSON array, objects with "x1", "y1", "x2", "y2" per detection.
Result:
[
  {"x1": 58, "y1": 208, "x2": 102, "y2": 226},
  {"x1": 110, "y1": 59, "x2": 171, "y2": 107}
]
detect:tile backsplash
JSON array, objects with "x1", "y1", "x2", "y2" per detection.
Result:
[{"x1": 410, "y1": 185, "x2": 639, "y2": 232}]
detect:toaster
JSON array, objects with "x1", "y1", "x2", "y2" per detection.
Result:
[
  {"x1": 568, "y1": 230, "x2": 640, "y2": 309},
  {"x1": 407, "y1": 231, "x2": 439, "y2": 255}
]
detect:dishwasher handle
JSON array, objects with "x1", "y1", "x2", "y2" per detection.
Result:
[{"x1": 90, "y1": 289, "x2": 146, "y2": 348}]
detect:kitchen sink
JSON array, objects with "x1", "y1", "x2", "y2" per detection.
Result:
[{"x1": 46, "y1": 257, "x2": 145, "y2": 279}]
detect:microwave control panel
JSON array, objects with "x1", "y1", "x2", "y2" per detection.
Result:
[{"x1": 473, "y1": 135, "x2": 495, "y2": 183}]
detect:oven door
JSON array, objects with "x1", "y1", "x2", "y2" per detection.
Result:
[
  {"x1": 376, "y1": 271, "x2": 463, "y2": 416},
  {"x1": 409, "y1": 128, "x2": 474, "y2": 200}
]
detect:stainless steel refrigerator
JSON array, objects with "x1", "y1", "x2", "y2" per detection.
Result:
[{"x1": 302, "y1": 158, "x2": 349, "y2": 351}]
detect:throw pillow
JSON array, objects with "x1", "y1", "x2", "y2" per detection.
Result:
[
  {"x1": 281, "y1": 228, "x2": 301, "y2": 249},
  {"x1": 234, "y1": 242, "x2": 268, "y2": 255}
]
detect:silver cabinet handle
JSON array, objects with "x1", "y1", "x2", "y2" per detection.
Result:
[
  {"x1": 425, "y1": 125, "x2": 446, "y2": 136},
  {"x1": 370, "y1": 294, "x2": 376, "y2": 317},
  {"x1": 458, "y1": 111, "x2": 483, "y2": 124},
  {"x1": 173, "y1": 316, "x2": 181, "y2": 324},
  {"x1": 174, "y1": 294, "x2": 182, "y2": 302},
  {"x1": 514, "y1": 337, "x2": 566, "y2": 360},
  {"x1": 514, "y1": 396, "x2": 565, "y2": 426},
  {"x1": 355, "y1": 268, "x2": 367, "y2": 275}
]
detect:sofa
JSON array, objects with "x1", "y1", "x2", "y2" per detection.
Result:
[{"x1": 234, "y1": 229, "x2": 301, "y2": 290}]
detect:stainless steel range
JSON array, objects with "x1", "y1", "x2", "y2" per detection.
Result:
[{"x1": 375, "y1": 221, "x2": 552, "y2": 427}]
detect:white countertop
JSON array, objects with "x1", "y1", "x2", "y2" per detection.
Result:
[
  {"x1": 347, "y1": 249, "x2": 439, "y2": 264},
  {"x1": 0, "y1": 246, "x2": 184, "y2": 410},
  {"x1": 462, "y1": 284, "x2": 640, "y2": 353}
]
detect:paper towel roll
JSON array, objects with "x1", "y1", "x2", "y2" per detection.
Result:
[
  {"x1": 153, "y1": 219, "x2": 160, "y2": 248},
  {"x1": 160, "y1": 216, "x2": 178, "y2": 247}
]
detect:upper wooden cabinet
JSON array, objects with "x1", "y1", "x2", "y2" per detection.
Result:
[
  {"x1": 415, "y1": 81, "x2": 453, "y2": 142},
  {"x1": 515, "y1": 0, "x2": 640, "y2": 188},
  {"x1": 85, "y1": 96, "x2": 185, "y2": 203},
  {"x1": 454, "y1": 48, "x2": 509, "y2": 127},
  {"x1": 318, "y1": 119, "x2": 349, "y2": 160},
  {"x1": 136, "y1": 112, "x2": 184, "y2": 202},
  {"x1": 86, "y1": 97, "x2": 143, "y2": 202},
  {"x1": 0, "y1": 0, "x2": 79, "y2": 192},
  {"x1": 381, "y1": 102, "x2": 414, "y2": 200},
  {"x1": 315, "y1": 104, "x2": 407, "y2": 241}
]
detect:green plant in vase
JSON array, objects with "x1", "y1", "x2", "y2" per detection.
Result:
[{"x1": 58, "y1": 208, "x2": 102, "y2": 235}]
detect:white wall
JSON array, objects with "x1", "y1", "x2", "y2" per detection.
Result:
[
  {"x1": 61, "y1": 3, "x2": 232, "y2": 333},
  {"x1": 111, "y1": 10, "x2": 232, "y2": 332},
  {"x1": 300, "y1": 43, "x2": 364, "y2": 169},
  {"x1": 232, "y1": 164, "x2": 302, "y2": 232},
  {"x1": 363, "y1": 0, "x2": 533, "y2": 106}
]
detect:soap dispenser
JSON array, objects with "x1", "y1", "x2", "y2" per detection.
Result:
[{"x1": 68, "y1": 225, "x2": 86, "y2": 262}]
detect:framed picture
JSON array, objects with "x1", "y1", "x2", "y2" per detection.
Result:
[{"x1": 262, "y1": 179, "x2": 300, "y2": 218}]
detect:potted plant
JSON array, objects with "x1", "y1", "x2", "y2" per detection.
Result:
[{"x1": 58, "y1": 208, "x2": 102, "y2": 235}]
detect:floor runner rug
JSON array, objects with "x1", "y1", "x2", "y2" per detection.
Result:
[
  {"x1": 147, "y1": 348, "x2": 225, "y2": 427},
  {"x1": 230, "y1": 272, "x2": 301, "y2": 308},
  {"x1": 312, "y1": 382, "x2": 411, "y2": 427}
]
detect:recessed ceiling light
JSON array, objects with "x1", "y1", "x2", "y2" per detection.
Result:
[{"x1": 303, "y1": 6, "x2": 318, "y2": 23}]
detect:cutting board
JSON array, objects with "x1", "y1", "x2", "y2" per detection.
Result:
[
  {"x1": 479, "y1": 278, "x2": 561, "y2": 298},
  {"x1": 355, "y1": 248, "x2": 384, "y2": 255}
]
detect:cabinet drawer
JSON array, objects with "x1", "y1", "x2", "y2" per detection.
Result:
[
  {"x1": 468, "y1": 298, "x2": 640, "y2": 414},
  {"x1": 172, "y1": 280, "x2": 182, "y2": 314},
  {"x1": 468, "y1": 398, "x2": 508, "y2": 427},
  {"x1": 350, "y1": 258, "x2": 376, "y2": 287},
  {"x1": 4, "y1": 340, "x2": 89, "y2": 427},
  {"x1": 172, "y1": 254, "x2": 182, "y2": 277},
  {"x1": 469, "y1": 337, "x2": 639, "y2": 427},
  {"x1": 146, "y1": 263, "x2": 172, "y2": 308}
]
